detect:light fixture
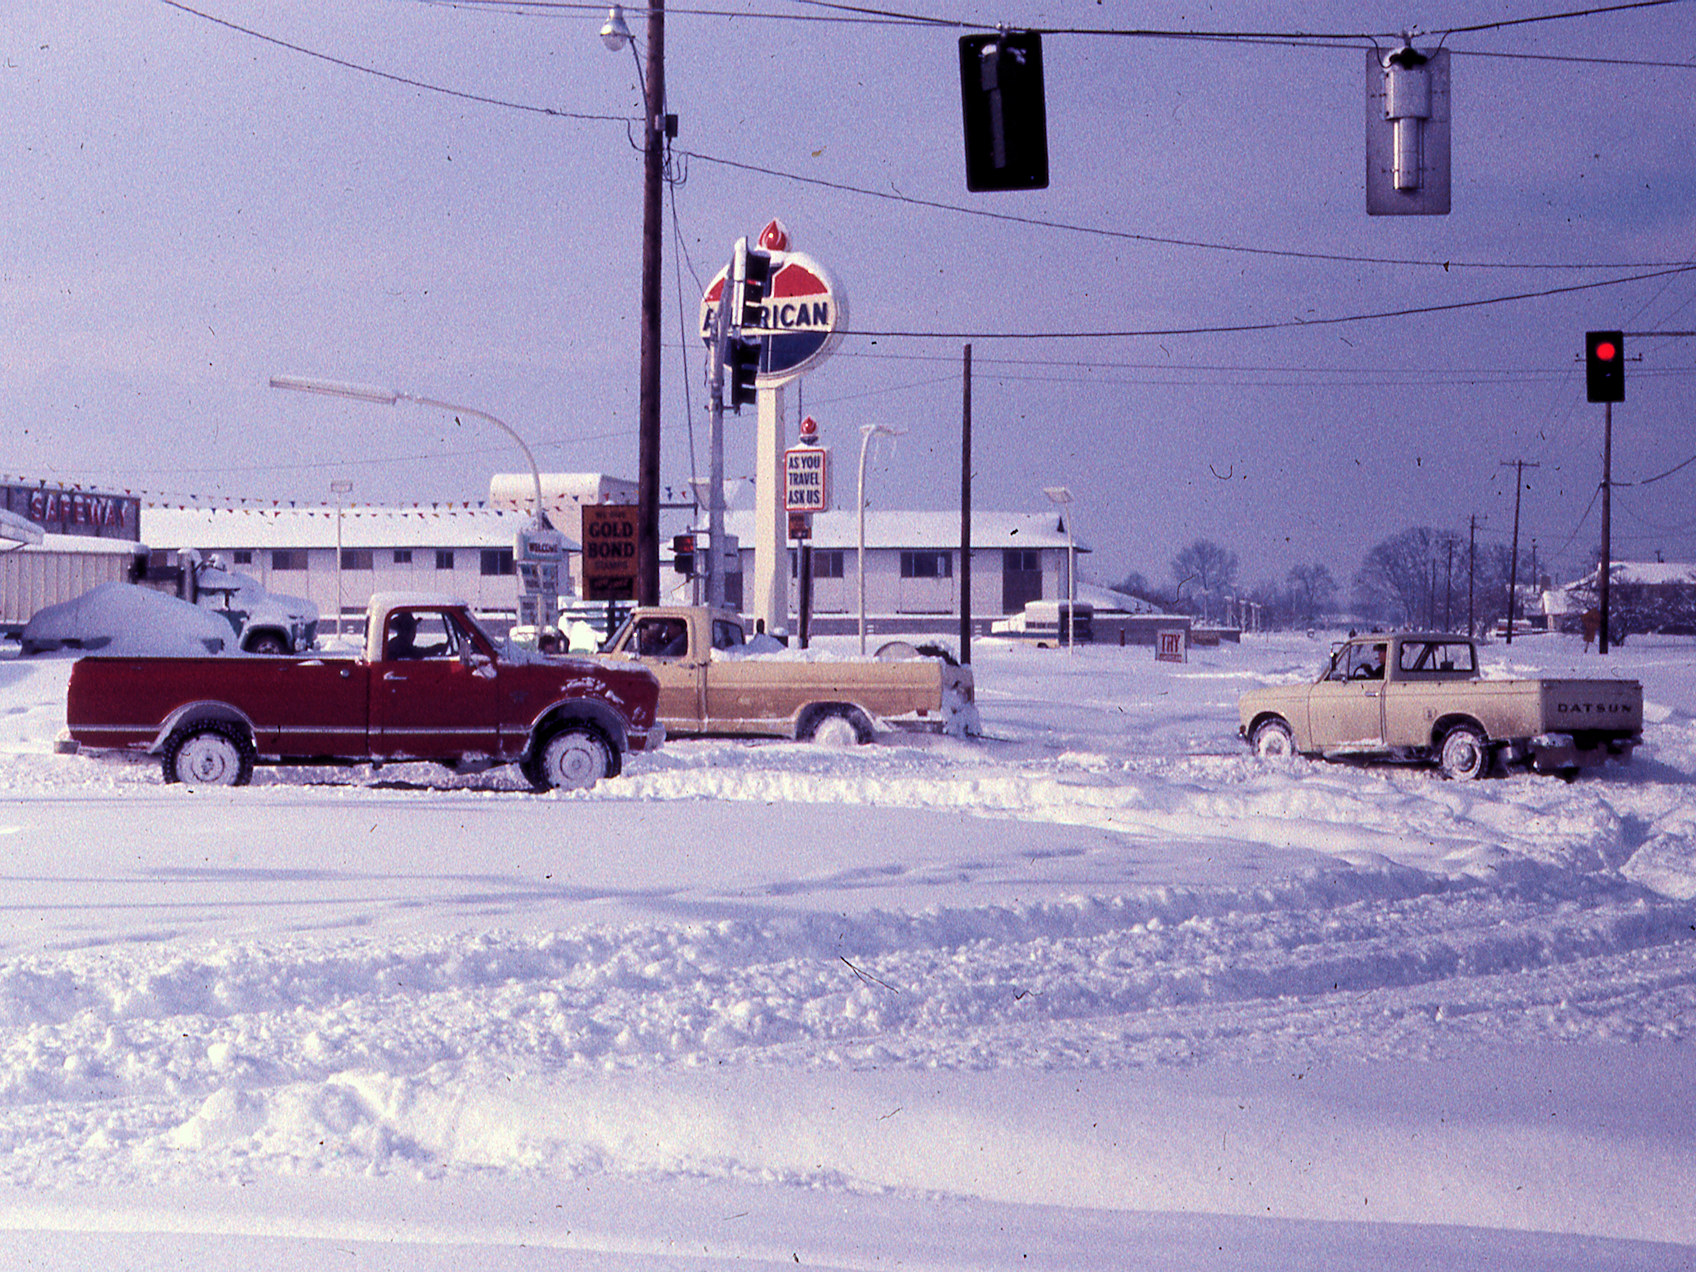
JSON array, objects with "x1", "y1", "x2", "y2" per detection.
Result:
[{"x1": 600, "y1": 5, "x2": 632, "y2": 53}]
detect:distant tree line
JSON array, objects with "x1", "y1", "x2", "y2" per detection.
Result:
[{"x1": 1113, "y1": 528, "x2": 1536, "y2": 633}]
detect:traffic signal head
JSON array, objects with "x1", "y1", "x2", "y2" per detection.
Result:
[
  {"x1": 726, "y1": 337, "x2": 761, "y2": 411},
  {"x1": 738, "y1": 249, "x2": 772, "y2": 331},
  {"x1": 1586, "y1": 330, "x2": 1625, "y2": 403},
  {"x1": 959, "y1": 31, "x2": 1048, "y2": 192},
  {"x1": 671, "y1": 533, "x2": 696, "y2": 576}
]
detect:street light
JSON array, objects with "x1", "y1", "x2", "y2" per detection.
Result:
[
  {"x1": 1043, "y1": 486, "x2": 1075, "y2": 655},
  {"x1": 271, "y1": 374, "x2": 559, "y2": 631},
  {"x1": 857, "y1": 423, "x2": 903, "y2": 654},
  {"x1": 269, "y1": 376, "x2": 548, "y2": 527},
  {"x1": 330, "y1": 478, "x2": 353, "y2": 638},
  {"x1": 599, "y1": 2, "x2": 665, "y2": 607}
]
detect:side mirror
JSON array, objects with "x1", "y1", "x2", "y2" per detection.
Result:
[{"x1": 463, "y1": 648, "x2": 496, "y2": 679}]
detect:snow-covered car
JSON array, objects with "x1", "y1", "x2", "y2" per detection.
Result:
[
  {"x1": 189, "y1": 558, "x2": 319, "y2": 654},
  {"x1": 20, "y1": 581, "x2": 231, "y2": 657}
]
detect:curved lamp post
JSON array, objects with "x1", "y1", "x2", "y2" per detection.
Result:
[
  {"x1": 1043, "y1": 485, "x2": 1075, "y2": 655},
  {"x1": 270, "y1": 375, "x2": 559, "y2": 633},
  {"x1": 857, "y1": 423, "x2": 903, "y2": 654},
  {"x1": 268, "y1": 376, "x2": 548, "y2": 529}
]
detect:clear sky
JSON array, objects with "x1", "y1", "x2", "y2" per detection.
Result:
[{"x1": 6, "y1": 0, "x2": 1696, "y2": 594}]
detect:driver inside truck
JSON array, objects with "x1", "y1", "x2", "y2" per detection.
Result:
[
  {"x1": 636, "y1": 617, "x2": 689, "y2": 658},
  {"x1": 1351, "y1": 643, "x2": 1387, "y2": 680},
  {"x1": 385, "y1": 611, "x2": 421, "y2": 660}
]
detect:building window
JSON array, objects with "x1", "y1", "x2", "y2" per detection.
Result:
[
  {"x1": 791, "y1": 549, "x2": 845, "y2": 579},
  {"x1": 435, "y1": 550, "x2": 455, "y2": 570},
  {"x1": 393, "y1": 549, "x2": 412, "y2": 565},
  {"x1": 341, "y1": 548, "x2": 374, "y2": 570},
  {"x1": 900, "y1": 550, "x2": 952, "y2": 579},
  {"x1": 232, "y1": 550, "x2": 253, "y2": 566},
  {"x1": 481, "y1": 548, "x2": 515, "y2": 576},
  {"x1": 272, "y1": 549, "x2": 307, "y2": 572}
]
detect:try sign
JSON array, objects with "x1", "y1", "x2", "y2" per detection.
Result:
[
  {"x1": 784, "y1": 445, "x2": 831, "y2": 512},
  {"x1": 580, "y1": 504, "x2": 640, "y2": 601}
]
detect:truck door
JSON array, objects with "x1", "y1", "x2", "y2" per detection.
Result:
[
  {"x1": 1307, "y1": 641, "x2": 1387, "y2": 749},
  {"x1": 624, "y1": 614, "x2": 706, "y2": 730},
  {"x1": 369, "y1": 608, "x2": 500, "y2": 759}
]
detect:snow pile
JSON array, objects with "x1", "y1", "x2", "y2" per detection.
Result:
[{"x1": 0, "y1": 629, "x2": 1693, "y2": 1265}]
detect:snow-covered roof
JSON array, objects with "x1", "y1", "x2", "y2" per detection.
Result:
[
  {"x1": 144, "y1": 505, "x2": 551, "y2": 552},
  {"x1": 1078, "y1": 581, "x2": 1170, "y2": 616},
  {"x1": 720, "y1": 510, "x2": 1086, "y2": 552},
  {"x1": 14, "y1": 531, "x2": 144, "y2": 556},
  {"x1": 1558, "y1": 560, "x2": 1696, "y2": 591},
  {"x1": 0, "y1": 508, "x2": 45, "y2": 545}
]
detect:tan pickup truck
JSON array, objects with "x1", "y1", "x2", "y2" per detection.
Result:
[
  {"x1": 592, "y1": 606, "x2": 977, "y2": 744},
  {"x1": 1238, "y1": 632, "x2": 1642, "y2": 780}
]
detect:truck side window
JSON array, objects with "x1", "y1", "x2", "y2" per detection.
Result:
[
  {"x1": 635, "y1": 618, "x2": 688, "y2": 658},
  {"x1": 711, "y1": 620, "x2": 745, "y2": 651},
  {"x1": 386, "y1": 611, "x2": 456, "y2": 660},
  {"x1": 1348, "y1": 643, "x2": 1386, "y2": 680}
]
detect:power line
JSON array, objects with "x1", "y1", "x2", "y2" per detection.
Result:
[
  {"x1": 158, "y1": 0, "x2": 1695, "y2": 275},
  {"x1": 839, "y1": 265, "x2": 1696, "y2": 340},
  {"x1": 157, "y1": 0, "x2": 626, "y2": 123}
]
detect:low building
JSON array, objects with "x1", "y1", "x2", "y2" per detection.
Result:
[
  {"x1": 143, "y1": 505, "x2": 535, "y2": 632},
  {"x1": 1547, "y1": 560, "x2": 1696, "y2": 636},
  {"x1": 706, "y1": 509, "x2": 1091, "y2": 636}
]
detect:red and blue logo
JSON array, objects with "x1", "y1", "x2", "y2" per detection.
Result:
[{"x1": 700, "y1": 221, "x2": 846, "y2": 386}]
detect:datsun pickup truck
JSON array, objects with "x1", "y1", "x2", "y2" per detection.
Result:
[
  {"x1": 591, "y1": 606, "x2": 977, "y2": 744},
  {"x1": 63, "y1": 592, "x2": 662, "y2": 789},
  {"x1": 1238, "y1": 632, "x2": 1642, "y2": 780}
]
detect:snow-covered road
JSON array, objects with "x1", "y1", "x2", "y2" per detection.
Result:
[{"x1": 1, "y1": 632, "x2": 1694, "y2": 1266}]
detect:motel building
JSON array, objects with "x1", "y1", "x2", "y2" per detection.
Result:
[{"x1": 7, "y1": 474, "x2": 1159, "y2": 642}]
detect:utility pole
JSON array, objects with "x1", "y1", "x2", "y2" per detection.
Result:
[
  {"x1": 1444, "y1": 537, "x2": 1454, "y2": 631},
  {"x1": 959, "y1": 344, "x2": 973, "y2": 664},
  {"x1": 1500, "y1": 459, "x2": 1539, "y2": 644},
  {"x1": 1467, "y1": 514, "x2": 1477, "y2": 638},
  {"x1": 636, "y1": 0, "x2": 666, "y2": 606}
]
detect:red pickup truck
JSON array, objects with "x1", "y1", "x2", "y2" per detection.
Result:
[{"x1": 63, "y1": 592, "x2": 662, "y2": 790}]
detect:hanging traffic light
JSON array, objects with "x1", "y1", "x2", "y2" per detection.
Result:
[
  {"x1": 726, "y1": 337, "x2": 761, "y2": 411},
  {"x1": 738, "y1": 248, "x2": 772, "y2": 331},
  {"x1": 959, "y1": 31, "x2": 1048, "y2": 192},
  {"x1": 671, "y1": 533, "x2": 696, "y2": 576},
  {"x1": 1586, "y1": 330, "x2": 1625, "y2": 403}
]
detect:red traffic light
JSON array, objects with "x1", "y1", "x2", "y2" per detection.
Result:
[{"x1": 1585, "y1": 330, "x2": 1625, "y2": 403}]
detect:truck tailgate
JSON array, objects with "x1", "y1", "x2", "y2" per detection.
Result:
[{"x1": 1540, "y1": 678, "x2": 1642, "y2": 735}]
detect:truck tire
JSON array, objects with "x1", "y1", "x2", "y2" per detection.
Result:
[
  {"x1": 803, "y1": 706, "x2": 872, "y2": 747},
  {"x1": 1250, "y1": 717, "x2": 1296, "y2": 760},
  {"x1": 529, "y1": 725, "x2": 614, "y2": 791},
  {"x1": 1438, "y1": 724, "x2": 1490, "y2": 781},
  {"x1": 163, "y1": 721, "x2": 255, "y2": 787},
  {"x1": 245, "y1": 631, "x2": 288, "y2": 655}
]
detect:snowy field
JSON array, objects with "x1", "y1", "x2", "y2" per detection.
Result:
[{"x1": 1, "y1": 628, "x2": 1694, "y2": 1269}]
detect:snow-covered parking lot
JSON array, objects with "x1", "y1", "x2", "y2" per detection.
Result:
[{"x1": 1, "y1": 630, "x2": 1694, "y2": 1269}]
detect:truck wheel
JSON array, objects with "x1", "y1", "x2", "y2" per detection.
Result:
[
  {"x1": 531, "y1": 726, "x2": 614, "y2": 791},
  {"x1": 1250, "y1": 717, "x2": 1296, "y2": 760},
  {"x1": 1438, "y1": 725, "x2": 1490, "y2": 781},
  {"x1": 163, "y1": 722, "x2": 255, "y2": 787},
  {"x1": 804, "y1": 706, "x2": 872, "y2": 747},
  {"x1": 245, "y1": 631, "x2": 288, "y2": 655}
]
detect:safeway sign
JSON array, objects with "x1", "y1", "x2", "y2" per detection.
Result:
[
  {"x1": 784, "y1": 445, "x2": 831, "y2": 512},
  {"x1": 699, "y1": 220, "x2": 845, "y2": 385}
]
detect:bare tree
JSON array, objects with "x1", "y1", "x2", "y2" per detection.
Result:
[{"x1": 1170, "y1": 540, "x2": 1239, "y2": 616}]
